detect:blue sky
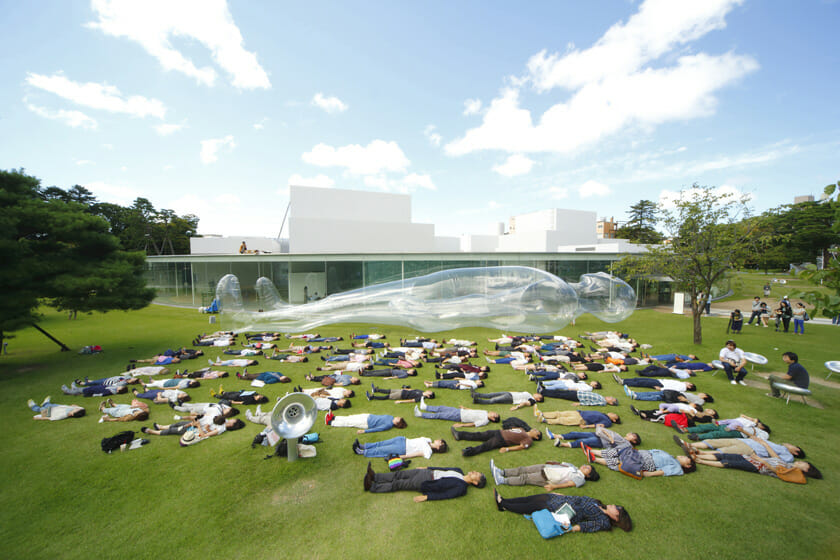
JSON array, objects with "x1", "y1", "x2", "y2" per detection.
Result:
[{"x1": 2, "y1": 0, "x2": 838, "y2": 238}]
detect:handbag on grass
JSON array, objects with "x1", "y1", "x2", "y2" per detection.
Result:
[{"x1": 524, "y1": 505, "x2": 573, "y2": 539}]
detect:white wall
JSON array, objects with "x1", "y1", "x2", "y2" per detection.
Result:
[
  {"x1": 190, "y1": 236, "x2": 283, "y2": 255},
  {"x1": 290, "y1": 218, "x2": 436, "y2": 253},
  {"x1": 290, "y1": 185, "x2": 411, "y2": 222},
  {"x1": 460, "y1": 234, "x2": 500, "y2": 252}
]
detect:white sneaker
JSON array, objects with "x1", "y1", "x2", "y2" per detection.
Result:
[
  {"x1": 245, "y1": 410, "x2": 254, "y2": 421},
  {"x1": 414, "y1": 405, "x2": 422, "y2": 417},
  {"x1": 738, "y1": 380, "x2": 748, "y2": 386},
  {"x1": 27, "y1": 399, "x2": 36, "y2": 409},
  {"x1": 255, "y1": 404, "x2": 263, "y2": 415},
  {"x1": 419, "y1": 397, "x2": 427, "y2": 411},
  {"x1": 731, "y1": 380, "x2": 737, "y2": 385},
  {"x1": 173, "y1": 415, "x2": 181, "y2": 420}
]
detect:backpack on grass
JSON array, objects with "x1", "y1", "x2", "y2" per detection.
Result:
[{"x1": 101, "y1": 430, "x2": 135, "y2": 453}]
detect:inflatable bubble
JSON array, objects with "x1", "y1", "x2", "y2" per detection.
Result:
[{"x1": 215, "y1": 266, "x2": 635, "y2": 333}]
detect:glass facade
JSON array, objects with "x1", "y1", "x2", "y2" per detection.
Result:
[{"x1": 145, "y1": 253, "x2": 670, "y2": 309}]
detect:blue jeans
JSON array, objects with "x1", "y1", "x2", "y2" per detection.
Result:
[
  {"x1": 631, "y1": 390, "x2": 664, "y2": 401},
  {"x1": 29, "y1": 403, "x2": 57, "y2": 413},
  {"x1": 421, "y1": 405, "x2": 461, "y2": 421},
  {"x1": 560, "y1": 431, "x2": 603, "y2": 448},
  {"x1": 794, "y1": 318, "x2": 805, "y2": 334},
  {"x1": 531, "y1": 371, "x2": 562, "y2": 381},
  {"x1": 432, "y1": 380, "x2": 459, "y2": 390},
  {"x1": 360, "y1": 436, "x2": 406, "y2": 458}
]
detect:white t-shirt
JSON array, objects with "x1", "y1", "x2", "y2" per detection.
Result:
[
  {"x1": 405, "y1": 437, "x2": 433, "y2": 459},
  {"x1": 719, "y1": 347, "x2": 744, "y2": 364},
  {"x1": 657, "y1": 379, "x2": 688, "y2": 392},
  {"x1": 543, "y1": 463, "x2": 585, "y2": 487},
  {"x1": 433, "y1": 470, "x2": 464, "y2": 481},
  {"x1": 460, "y1": 408, "x2": 490, "y2": 428},
  {"x1": 509, "y1": 392, "x2": 534, "y2": 405},
  {"x1": 342, "y1": 361, "x2": 368, "y2": 372}
]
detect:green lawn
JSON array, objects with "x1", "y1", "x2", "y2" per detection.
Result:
[{"x1": 1, "y1": 304, "x2": 839, "y2": 559}]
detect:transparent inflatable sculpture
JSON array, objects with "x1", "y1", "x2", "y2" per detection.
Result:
[{"x1": 216, "y1": 266, "x2": 635, "y2": 333}]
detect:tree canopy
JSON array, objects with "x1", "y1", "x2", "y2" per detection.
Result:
[
  {"x1": 0, "y1": 169, "x2": 156, "y2": 348},
  {"x1": 614, "y1": 199, "x2": 663, "y2": 244},
  {"x1": 615, "y1": 185, "x2": 755, "y2": 344},
  {"x1": 794, "y1": 180, "x2": 840, "y2": 319}
]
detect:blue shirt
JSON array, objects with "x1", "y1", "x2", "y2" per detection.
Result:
[
  {"x1": 365, "y1": 415, "x2": 395, "y2": 433},
  {"x1": 650, "y1": 449, "x2": 684, "y2": 476}
]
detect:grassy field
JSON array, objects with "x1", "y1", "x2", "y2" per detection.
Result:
[{"x1": 1, "y1": 303, "x2": 839, "y2": 559}]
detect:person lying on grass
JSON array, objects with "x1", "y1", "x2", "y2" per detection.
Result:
[
  {"x1": 141, "y1": 417, "x2": 245, "y2": 437},
  {"x1": 533, "y1": 407, "x2": 620, "y2": 428},
  {"x1": 210, "y1": 389, "x2": 269, "y2": 405},
  {"x1": 325, "y1": 412, "x2": 407, "y2": 433},
  {"x1": 132, "y1": 388, "x2": 190, "y2": 404},
  {"x1": 98, "y1": 398, "x2": 149, "y2": 422},
  {"x1": 62, "y1": 382, "x2": 128, "y2": 397},
  {"x1": 450, "y1": 426, "x2": 541, "y2": 456},
  {"x1": 27, "y1": 397, "x2": 85, "y2": 420},
  {"x1": 582, "y1": 441, "x2": 695, "y2": 478},
  {"x1": 363, "y1": 463, "x2": 485, "y2": 502},
  {"x1": 413, "y1": 401, "x2": 500, "y2": 427},
  {"x1": 629, "y1": 404, "x2": 717, "y2": 429},
  {"x1": 493, "y1": 490, "x2": 632, "y2": 533},
  {"x1": 236, "y1": 371, "x2": 291, "y2": 384},
  {"x1": 142, "y1": 378, "x2": 200, "y2": 389},
  {"x1": 677, "y1": 434, "x2": 821, "y2": 484},
  {"x1": 352, "y1": 436, "x2": 448, "y2": 460},
  {"x1": 546, "y1": 425, "x2": 641, "y2": 450},
  {"x1": 75, "y1": 374, "x2": 141, "y2": 387},
  {"x1": 366, "y1": 386, "x2": 434, "y2": 403},
  {"x1": 490, "y1": 458, "x2": 599, "y2": 490}
]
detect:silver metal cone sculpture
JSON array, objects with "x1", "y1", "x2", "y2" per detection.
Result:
[{"x1": 270, "y1": 392, "x2": 317, "y2": 461}]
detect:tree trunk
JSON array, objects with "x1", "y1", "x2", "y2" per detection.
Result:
[
  {"x1": 30, "y1": 323, "x2": 71, "y2": 352},
  {"x1": 692, "y1": 308, "x2": 703, "y2": 344}
]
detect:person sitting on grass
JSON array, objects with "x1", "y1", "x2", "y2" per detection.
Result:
[
  {"x1": 366, "y1": 386, "x2": 434, "y2": 403},
  {"x1": 719, "y1": 339, "x2": 748, "y2": 386},
  {"x1": 363, "y1": 462, "x2": 485, "y2": 502},
  {"x1": 681, "y1": 434, "x2": 821, "y2": 484},
  {"x1": 98, "y1": 398, "x2": 149, "y2": 422},
  {"x1": 27, "y1": 397, "x2": 85, "y2": 420},
  {"x1": 493, "y1": 490, "x2": 632, "y2": 533},
  {"x1": 450, "y1": 426, "x2": 541, "y2": 456},
  {"x1": 353, "y1": 436, "x2": 448, "y2": 460},
  {"x1": 413, "y1": 401, "x2": 501, "y2": 427},
  {"x1": 325, "y1": 412, "x2": 407, "y2": 433},
  {"x1": 490, "y1": 458, "x2": 599, "y2": 490}
]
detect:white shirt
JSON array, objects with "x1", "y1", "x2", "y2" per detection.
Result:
[
  {"x1": 657, "y1": 379, "x2": 688, "y2": 391},
  {"x1": 509, "y1": 391, "x2": 534, "y2": 405},
  {"x1": 460, "y1": 408, "x2": 490, "y2": 428},
  {"x1": 405, "y1": 437, "x2": 433, "y2": 459},
  {"x1": 719, "y1": 347, "x2": 745, "y2": 365},
  {"x1": 543, "y1": 463, "x2": 586, "y2": 487}
]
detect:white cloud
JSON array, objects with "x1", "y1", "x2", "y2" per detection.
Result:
[
  {"x1": 253, "y1": 117, "x2": 269, "y2": 130},
  {"x1": 549, "y1": 186, "x2": 569, "y2": 199},
  {"x1": 578, "y1": 180, "x2": 611, "y2": 198},
  {"x1": 87, "y1": 0, "x2": 270, "y2": 89},
  {"x1": 83, "y1": 180, "x2": 139, "y2": 205},
  {"x1": 492, "y1": 154, "x2": 535, "y2": 177},
  {"x1": 463, "y1": 98, "x2": 482, "y2": 115},
  {"x1": 302, "y1": 140, "x2": 409, "y2": 175},
  {"x1": 215, "y1": 193, "x2": 241, "y2": 205},
  {"x1": 446, "y1": 0, "x2": 756, "y2": 157},
  {"x1": 26, "y1": 73, "x2": 166, "y2": 118},
  {"x1": 362, "y1": 173, "x2": 436, "y2": 192},
  {"x1": 154, "y1": 123, "x2": 185, "y2": 136},
  {"x1": 75, "y1": 159, "x2": 94, "y2": 166},
  {"x1": 424, "y1": 125, "x2": 442, "y2": 147},
  {"x1": 288, "y1": 173, "x2": 335, "y2": 189},
  {"x1": 102, "y1": 143, "x2": 114, "y2": 150},
  {"x1": 312, "y1": 93, "x2": 348, "y2": 114},
  {"x1": 120, "y1": 166, "x2": 128, "y2": 171},
  {"x1": 25, "y1": 102, "x2": 97, "y2": 129},
  {"x1": 402, "y1": 173, "x2": 436, "y2": 191},
  {"x1": 200, "y1": 135, "x2": 236, "y2": 164}
]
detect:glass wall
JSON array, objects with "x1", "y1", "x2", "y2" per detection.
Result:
[{"x1": 145, "y1": 253, "x2": 666, "y2": 309}]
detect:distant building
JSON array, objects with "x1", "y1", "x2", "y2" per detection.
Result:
[
  {"x1": 596, "y1": 217, "x2": 617, "y2": 239},
  {"x1": 794, "y1": 195, "x2": 814, "y2": 204}
]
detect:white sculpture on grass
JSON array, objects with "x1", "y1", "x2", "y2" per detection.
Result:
[{"x1": 216, "y1": 266, "x2": 635, "y2": 333}]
